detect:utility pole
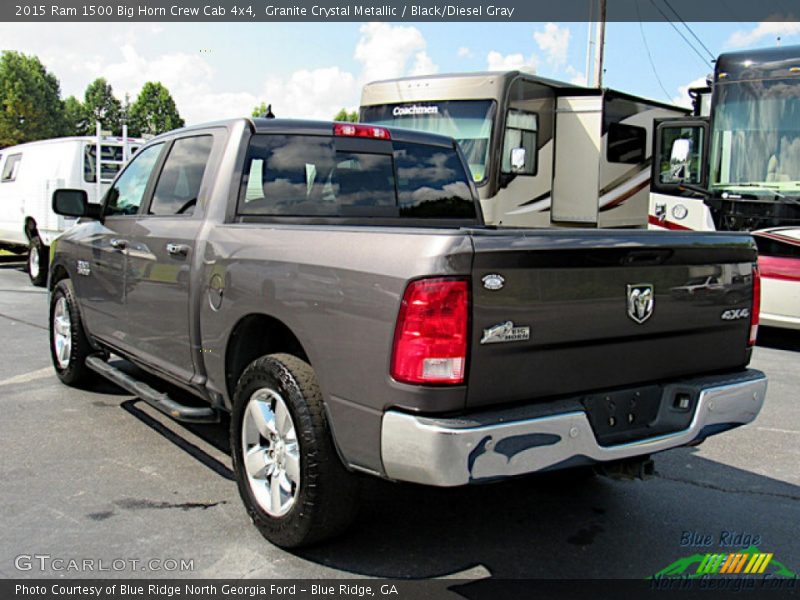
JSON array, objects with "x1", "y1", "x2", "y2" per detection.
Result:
[
  {"x1": 592, "y1": 0, "x2": 607, "y2": 88},
  {"x1": 584, "y1": 0, "x2": 595, "y2": 86}
]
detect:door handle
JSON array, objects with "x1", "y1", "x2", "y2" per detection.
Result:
[
  {"x1": 166, "y1": 243, "x2": 190, "y2": 257},
  {"x1": 109, "y1": 238, "x2": 128, "y2": 250}
]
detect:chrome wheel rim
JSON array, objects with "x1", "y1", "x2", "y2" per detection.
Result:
[
  {"x1": 52, "y1": 297, "x2": 72, "y2": 369},
  {"x1": 241, "y1": 388, "x2": 300, "y2": 517},
  {"x1": 29, "y1": 245, "x2": 39, "y2": 279}
]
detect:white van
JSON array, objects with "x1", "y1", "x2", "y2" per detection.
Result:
[{"x1": 0, "y1": 136, "x2": 141, "y2": 285}]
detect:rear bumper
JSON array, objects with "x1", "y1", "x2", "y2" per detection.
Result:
[{"x1": 380, "y1": 369, "x2": 767, "y2": 486}]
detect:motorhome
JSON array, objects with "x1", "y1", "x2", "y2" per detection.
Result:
[
  {"x1": 0, "y1": 136, "x2": 141, "y2": 285},
  {"x1": 359, "y1": 71, "x2": 687, "y2": 228},
  {"x1": 650, "y1": 45, "x2": 800, "y2": 329}
]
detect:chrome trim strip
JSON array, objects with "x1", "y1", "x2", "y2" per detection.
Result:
[{"x1": 381, "y1": 374, "x2": 767, "y2": 486}]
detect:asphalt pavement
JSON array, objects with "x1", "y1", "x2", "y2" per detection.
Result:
[{"x1": 0, "y1": 257, "x2": 798, "y2": 580}]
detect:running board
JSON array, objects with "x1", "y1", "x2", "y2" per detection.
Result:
[{"x1": 86, "y1": 356, "x2": 219, "y2": 423}]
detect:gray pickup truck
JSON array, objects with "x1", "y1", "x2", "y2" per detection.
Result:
[{"x1": 48, "y1": 118, "x2": 767, "y2": 548}]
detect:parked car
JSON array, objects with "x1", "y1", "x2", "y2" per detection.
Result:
[
  {"x1": 48, "y1": 118, "x2": 766, "y2": 547},
  {"x1": 0, "y1": 136, "x2": 141, "y2": 285}
]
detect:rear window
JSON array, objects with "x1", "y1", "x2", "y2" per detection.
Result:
[
  {"x1": 238, "y1": 134, "x2": 476, "y2": 220},
  {"x1": 84, "y1": 144, "x2": 135, "y2": 183}
]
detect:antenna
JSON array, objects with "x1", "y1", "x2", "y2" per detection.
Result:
[{"x1": 264, "y1": 104, "x2": 275, "y2": 119}]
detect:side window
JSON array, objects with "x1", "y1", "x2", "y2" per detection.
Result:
[
  {"x1": 501, "y1": 110, "x2": 537, "y2": 175},
  {"x1": 149, "y1": 135, "x2": 214, "y2": 216},
  {"x1": 2, "y1": 154, "x2": 22, "y2": 182},
  {"x1": 607, "y1": 123, "x2": 647, "y2": 164},
  {"x1": 104, "y1": 143, "x2": 163, "y2": 216},
  {"x1": 657, "y1": 126, "x2": 705, "y2": 185}
]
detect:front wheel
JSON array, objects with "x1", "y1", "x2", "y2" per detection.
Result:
[
  {"x1": 50, "y1": 279, "x2": 93, "y2": 386},
  {"x1": 231, "y1": 353, "x2": 360, "y2": 548},
  {"x1": 28, "y1": 236, "x2": 48, "y2": 287}
]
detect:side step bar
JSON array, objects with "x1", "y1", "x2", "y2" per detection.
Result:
[{"x1": 86, "y1": 355, "x2": 219, "y2": 423}]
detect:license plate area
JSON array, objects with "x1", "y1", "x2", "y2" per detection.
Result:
[{"x1": 582, "y1": 384, "x2": 699, "y2": 447}]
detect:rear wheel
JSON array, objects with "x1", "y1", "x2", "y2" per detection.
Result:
[
  {"x1": 231, "y1": 353, "x2": 360, "y2": 548},
  {"x1": 50, "y1": 279, "x2": 93, "y2": 386},
  {"x1": 27, "y1": 235, "x2": 47, "y2": 287}
]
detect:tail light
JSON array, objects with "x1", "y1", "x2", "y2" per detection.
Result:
[
  {"x1": 333, "y1": 123, "x2": 391, "y2": 140},
  {"x1": 749, "y1": 264, "x2": 761, "y2": 346},
  {"x1": 391, "y1": 278, "x2": 469, "y2": 385}
]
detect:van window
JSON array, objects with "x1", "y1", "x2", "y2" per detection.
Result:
[
  {"x1": 2, "y1": 154, "x2": 22, "y2": 182},
  {"x1": 149, "y1": 136, "x2": 214, "y2": 216},
  {"x1": 104, "y1": 144, "x2": 163, "y2": 216},
  {"x1": 84, "y1": 144, "x2": 133, "y2": 183}
]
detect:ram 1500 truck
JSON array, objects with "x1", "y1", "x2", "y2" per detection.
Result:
[{"x1": 48, "y1": 118, "x2": 767, "y2": 548}]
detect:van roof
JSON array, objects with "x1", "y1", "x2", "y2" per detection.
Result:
[{"x1": 1, "y1": 136, "x2": 145, "y2": 152}]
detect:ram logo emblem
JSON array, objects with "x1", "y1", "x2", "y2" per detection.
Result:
[{"x1": 627, "y1": 284, "x2": 654, "y2": 324}]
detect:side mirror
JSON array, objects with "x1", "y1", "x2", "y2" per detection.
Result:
[
  {"x1": 52, "y1": 189, "x2": 92, "y2": 218},
  {"x1": 668, "y1": 138, "x2": 693, "y2": 183},
  {"x1": 510, "y1": 147, "x2": 526, "y2": 172}
]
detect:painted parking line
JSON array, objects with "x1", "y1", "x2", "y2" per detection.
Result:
[
  {"x1": 0, "y1": 366, "x2": 53, "y2": 387},
  {"x1": 754, "y1": 426, "x2": 800, "y2": 436}
]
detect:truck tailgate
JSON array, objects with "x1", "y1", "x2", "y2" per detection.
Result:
[{"x1": 467, "y1": 229, "x2": 757, "y2": 408}]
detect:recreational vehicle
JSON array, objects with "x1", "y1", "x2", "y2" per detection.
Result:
[
  {"x1": 0, "y1": 136, "x2": 141, "y2": 285},
  {"x1": 650, "y1": 45, "x2": 800, "y2": 329},
  {"x1": 360, "y1": 71, "x2": 687, "y2": 228}
]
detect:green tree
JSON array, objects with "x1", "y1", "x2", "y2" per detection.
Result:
[
  {"x1": 83, "y1": 77, "x2": 122, "y2": 134},
  {"x1": 63, "y1": 95, "x2": 87, "y2": 136},
  {"x1": 128, "y1": 82, "x2": 184, "y2": 137},
  {"x1": 252, "y1": 102, "x2": 275, "y2": 118},
  {"x1": 333, "y1": 108, "x2": 358, "y2": 123},
  {"x1": 0, "y1": 51, "x2": 66, "y2": 147}
]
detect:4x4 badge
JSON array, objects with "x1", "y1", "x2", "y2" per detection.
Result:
[{"x1": 627, "y1": 283, "x2": 654, "y2": 324}]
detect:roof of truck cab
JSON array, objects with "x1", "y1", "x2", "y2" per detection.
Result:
[{"x1": 147, "y1": 117, "x2": 457, "y2": 149}]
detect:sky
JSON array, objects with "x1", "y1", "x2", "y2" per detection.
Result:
[{"x1": 1, "y1": 20, "x2": 800, "y2": 126}]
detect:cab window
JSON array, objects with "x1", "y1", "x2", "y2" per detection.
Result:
[
  {"x1": 149, "y1": 136, "x2": 214, "y2": 216},
  {"x1": 104, "y1": 144, "x2": 163, "y2": 216}
]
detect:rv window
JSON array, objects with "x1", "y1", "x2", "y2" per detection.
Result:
[
  {"x1": 501, "y1": 110, "x2": 537, "y2": 175},
  {"x1": 104, "y1": 143, "x2": 164, "y2": 216},
  {"x1": 607, "y1": 123, "x2": 646, "y2": 164},
  {"x1": 1, "y1": 154, "x2": 22, "y2": 182},
  {"x1": 149, "y1": 135, "x2": 214, "y2": 216}
]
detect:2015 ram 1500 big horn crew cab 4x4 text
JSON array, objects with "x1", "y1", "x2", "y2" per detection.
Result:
[{"x1": 48, "y1": 118, "x2": 766, "y2": 547}]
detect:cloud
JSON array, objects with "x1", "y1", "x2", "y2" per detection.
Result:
[
  {"x1": 727, "y1": 20, "x2": 800, "y2": 48},
  {"x1": 263, "y1": 67, "x2": 358, "y2": 119},
  {"x1": 354, "y1": 22, "x2": 436, "y2": 84},
  {"x1": 457, "y1": 46, "x2": 473, "y2": 58},
  {"x1": 565, "y1": 65, "x2": 587, "y2": 86},
  {"x1": 533, "y1": 23, "x2": 571, "y2": 66},
  {"x1": 671, "y1": 77, "x2": 708, "y2": 109},
  {"x1": 487, "y1": 51, "x2": 537, "y2": 72}
]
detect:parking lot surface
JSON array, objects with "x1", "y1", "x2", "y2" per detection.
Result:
[{"x1": 0, "y1": 257, "x2": 798, "y2": 579}]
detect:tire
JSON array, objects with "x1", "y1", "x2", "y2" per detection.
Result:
[
  {"x1": 231, "y1": 353, "x2": 360, "y2": 548},
  {"x1": 27, "y1": 235, "x2": 48, "y2": 287},
  {"x1": 50, "y1": 279, "x2": 93, "y2": 386}
]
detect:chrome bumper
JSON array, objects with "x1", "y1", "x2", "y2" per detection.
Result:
[{"x1": 380, "y1": 371, "x2": 767, "y2": 486}]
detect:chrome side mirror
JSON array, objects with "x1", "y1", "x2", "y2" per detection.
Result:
[
  {"x1": 510, "y1": 147, "x2": 526, "y2": 172},
  {"x1": 669, "y1": 138, "x2": 693, "y2": 182}
]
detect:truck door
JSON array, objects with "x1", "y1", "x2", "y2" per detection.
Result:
[
  {"x1": 77, "y1": 143, "x2": 165, "y2": 348},
  {"x1": 123, "y1": 134, "x2": 216, "y2": 383}
]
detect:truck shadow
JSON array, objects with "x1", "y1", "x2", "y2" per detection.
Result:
[{"x1": 757, "y1": 326, "x2": 800, "y2": 352}]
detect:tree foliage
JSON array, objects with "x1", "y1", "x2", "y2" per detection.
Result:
[
  {"x1": 83, "y1": 77, "x2": 122, "y2": 134},
  {"x1": 128, "y1": 82, "x2": 184, "y2": 137},
  {"x1": 333, "y1": 108, "x2": 358, "y2": 123},
  {"x1": 63, "y1": 96, "x2": 87, "y2": 136},
  {"x1": 0, "y1": 51, "x2": 66, "y2": 147}
]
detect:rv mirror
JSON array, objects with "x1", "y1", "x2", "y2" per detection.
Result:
[
  {"x1": 52, "y1": 189, "x2": 89, "y2": 218},
  {"x1": 669, "y1": 138, "x2": 692, "y2": 182},
  {"x1": 510, "y1": 147, "x2": 526, "y2": 171}
]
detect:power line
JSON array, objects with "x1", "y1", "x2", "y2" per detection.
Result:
[
  {"x1": 636, "y1": 4, "x2": 673, "y2": 102},
  {"x1": 660, "y1": 0, "x2": 716, "y2": 62},
  {"x1": 648, "y1": 0, "x2": 713, "y2": 67}
]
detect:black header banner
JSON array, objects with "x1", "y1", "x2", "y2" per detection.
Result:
[{"x1": 3, "y1": 0, "x2": 800, "y2": 22}]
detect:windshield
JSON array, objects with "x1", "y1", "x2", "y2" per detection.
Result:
[
  {"x1": 710, "y1": 77, "x2": 800, "y2": 195},
  {"x1": 360, "y1": 100, "x2": 495, "y2": 183}
]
